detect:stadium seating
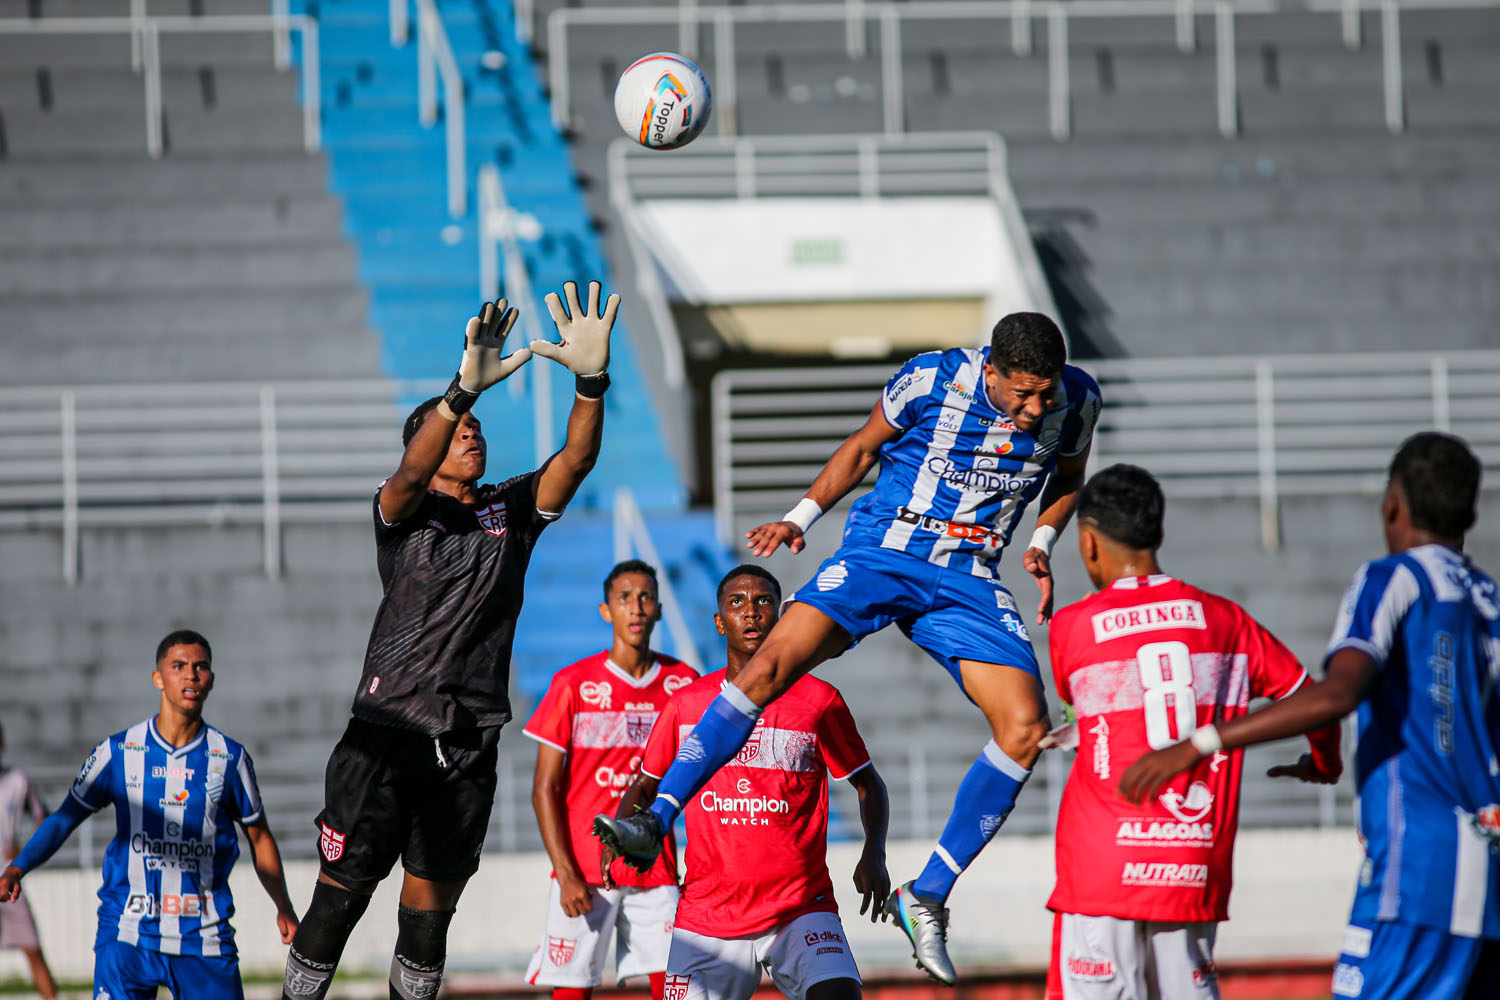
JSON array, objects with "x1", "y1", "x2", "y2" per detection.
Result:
[{"x1": 290, "y1": 0, "x2": 685, "y2": 509}]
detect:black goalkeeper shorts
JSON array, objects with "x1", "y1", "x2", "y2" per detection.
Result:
[{"x1": 314, "y1": 717, "x2": 500, "y2": 891}]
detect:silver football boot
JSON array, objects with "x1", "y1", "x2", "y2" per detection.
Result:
[
  {"x1": 592, "y1": 812, "x2": 665, "y2": 872},
  {"x1": 886, "y1": 880, "x2": 957, "y2": 986}
]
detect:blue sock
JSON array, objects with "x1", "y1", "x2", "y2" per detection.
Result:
[
  {"x1": 912, "y1": 740, "x2": 1031, "y2": 903},
  {"x1": 648, "y1": 683, "x2": 762, "y2": 832}
]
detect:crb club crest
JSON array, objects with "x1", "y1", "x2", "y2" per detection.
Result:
[
  {"x1": 626, "y1": 713, "x2": 655, "y2": 745},
  {"x1": 474, "y1": 502, "x2": 508, "y2": 537},
  {"x1": 734, "y1": 718, "x2": 765, "y2": 765},
  {"x1": 662, "y1": 974, "x2": 691, "y2": 1000},
  {"x1": 319, "y1": 823, "x2": 346, "y2": 862},
  {"x1": 548, "y1": 936, "x2": 577, "y2": 966}
]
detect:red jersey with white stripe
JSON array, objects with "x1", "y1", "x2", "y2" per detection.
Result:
[
  {"x1": 641, "y1": 670, "x2": 871, "y2": 937},
  {"x1": 524, "y1": 651, "x2": 698, "y2": 888},
  {"x1": 1047, "y1": 575, "x2": 1333, "y2": 923}
]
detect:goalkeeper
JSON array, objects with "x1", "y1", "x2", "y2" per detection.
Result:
[{"x1": 280, "y1": 282, "x2": 620, "y2": 1000}]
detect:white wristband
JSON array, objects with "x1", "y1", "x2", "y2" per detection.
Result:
[
  {"x1": 782, "y1": 498, "x2": 823, "y2": 534},
  {"x1": 1028, "y1": 524, "x2": 1058, "y2": 557},
  {"x1": 1189, "y1": 725, "x2": 1223, "y2": 757}
]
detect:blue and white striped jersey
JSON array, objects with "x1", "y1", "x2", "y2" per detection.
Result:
[
  {"x1": 69, "y1": 717, "x2": 264, "y2": 955},
  {"x1": 1329, "y1": 544, "x2": 1500, "y2": 938},
  {"x1": 841, "y1": 347, "x2": 1102, "y2": 578}
]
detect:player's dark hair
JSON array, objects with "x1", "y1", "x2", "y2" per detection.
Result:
[
  {"x1": 1389, "y1": 432, "x2": 1480, "y2": 539},
  {"x1": 603, "y1": 559, "x2": 658, "y2": 600},
  {"x1": 155, "y1": 629, "x2": 212, "y2": 664},
  {"x1": 1077, "y1": 464, "x2": 1165, "y2": 551},
  {"x1": 989, "y1": 312, "x2": 1067, "y2": 378},
  {"x1": 402, "y1": 396, "x2": 445, "y2": 447},
  {"x1": 716, "y1": 564, "x2": 782, "y2": 605}
]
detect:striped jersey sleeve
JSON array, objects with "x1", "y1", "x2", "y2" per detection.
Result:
[{"x1": 1327, "y1": 558, "x2": 1421, "y2": 669}]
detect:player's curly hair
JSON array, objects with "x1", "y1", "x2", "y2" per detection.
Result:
[
  {"x1": 603, "y1": 559, "x2": 658, "y2": 600},
  {"x1": 1077, "y1": 464, "x2": 1164, "y2": 550},
  {"x1": 989, "y1": 312, "x2": 1066, "y2": 377},
  {"x1": 1389, "y1": 432, "x2": 1480, "y2": 539},
  {"x1": 716, "y1": 564, "x2": 782, "y2": 604},
  {"x1": 402, "y1": 396, "x2": 446, "y2": 447},
  {"x1": 155, "y1": 629, "x2": 212, "y2": 664}
]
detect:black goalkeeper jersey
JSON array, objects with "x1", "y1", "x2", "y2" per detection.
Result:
[{"x1": 352, "y1": 471, "x2": 558, "y2": 735}]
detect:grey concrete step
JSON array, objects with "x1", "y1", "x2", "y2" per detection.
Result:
[
  {"x1": 0, "y1": 195, "x2": 344, "y2": 248},
  {"x1": 0, "y1": 104, "x2": 308, "y2": 155},
  {"x1": 0, "y1": 153, "x2": 330, "y2": 204},
  {"x1": 0, "y1": 64, "x2": 300, "y2": 115},
  {"x1": 0, "y1": 241, "x2": 358, "y2": 294},
  {"x1": 0, "y1": 30, "x2": 278, "y2": 68}
]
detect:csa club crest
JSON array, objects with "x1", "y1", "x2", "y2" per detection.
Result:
[
  {"x1": 662, "y1": 975, "x2": 691, "y2": 1000},
  {"x1": 547, "y1": 936, "x2": 576, "y2": 966},
  {"x1": 319, "y1": 823, "x2": 345, "y2": 862},
  {"x1": 734, "y1": 719, "x2": 764, "y2": 765},
  {"x1": 474, "y1": 502, "x2": 508, "y2": 537}
]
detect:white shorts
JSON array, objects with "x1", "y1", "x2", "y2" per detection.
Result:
[
  {"x1": 0, "y1": 892, "x2": 39, "y2": 951},
  {"x1": 665, "y1": 910, "x2": 860, "y2": 1000},
  {"x1": 526, "y1": 881, "x2": 679, "y2": 987},
  {"x1": 1050, "y1": 912, "x2": 1219, "y2": 1000}
]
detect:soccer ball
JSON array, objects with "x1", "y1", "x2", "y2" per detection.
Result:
[{"x1": 613, "y1": 52, "x2": 713, "y2": 150}]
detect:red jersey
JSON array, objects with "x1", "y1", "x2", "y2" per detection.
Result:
[
  {"x1": 640, "y1": 670, "x2": 871, "y2": 938},
  {"x1": 524, "y1": 651, "x2": 698, "y2": 888},
  {"x1": 1047, "y1": 575, "x2": 1337, "y2": 923}
]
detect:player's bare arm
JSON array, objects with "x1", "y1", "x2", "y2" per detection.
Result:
[
  {"x1": 746, "y1": 402, "x2": 901, "y2": 557},
  {"x1": 847, "y1": 763, "x2": 891, "y2": 922},
  {"x1": 1021, "y1": 446, "x2": 1090, "y2": 624},
  {"x1": 1119, "y1": 647, "x2": 1371, "y2": 803},
  {"x1": 380, "y1": 299, "x2": 527, "y2": 522},
  {"x1": 244, "y1": 819, "x2": 300, "y2": 944},
  {"x1": 530, "y1": 280, "x2": 620, "y2": 514},
  {"x1": 532, "y1": 743, "x2": 594, "y2": 916}
]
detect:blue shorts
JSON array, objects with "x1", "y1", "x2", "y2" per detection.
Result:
[
  {"x1": 791, "y1": 545, "x2": 1039, "y2": 689},
  {"x1": 1332, "y1": 919, "x2": 1499, "y2": 1000},
  {"x1": 95, "y1": 940, "x2": 244, "y2": 1000}
]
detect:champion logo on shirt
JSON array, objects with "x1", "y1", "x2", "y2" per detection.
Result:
[{"x1": 663, "y1": 674, "x2": 692, "y2": 694}]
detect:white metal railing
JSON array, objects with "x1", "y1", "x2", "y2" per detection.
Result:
[
  {"x1": 389, "y1": 0, "x2": 466, "y2": 217},
  {"x1": 710, "y1": 350, "x2": 1500, "y2": 550},
  {"x1": 0, "y1": 15, "x2": 320, "y2": 157},
  {"x1": 547, "y1": 1, "x2": 1283, "y2": 143},
  {"x1": 547, "y1": 0, "x2": 1497, "y2": 141},
  {"x1": 612, "y1": 487, "x2": 706, "y2": 669},
  {"x1": 479, "y1": 163, "x2": 555, "y2": 467},
  {"x1": 0, "y1": 381, "x2": 434, "y2": 582}
]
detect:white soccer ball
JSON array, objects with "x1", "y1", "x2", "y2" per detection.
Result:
[{"x1": 613, "y1": 52, "x2": 713, "y2": 150}]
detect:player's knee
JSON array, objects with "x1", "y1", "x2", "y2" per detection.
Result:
[
  {"x1": 389, "y1": 905, "x2": 455, "y2": 1000},
  {"x1": 283, "y1": 881, "x2": 371, "y2": 1000},
  {"x1": 994, "y1": 714, "x2": 1049, "y2": 766}
]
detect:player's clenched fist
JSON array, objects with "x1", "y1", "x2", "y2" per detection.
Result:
[
  {"x1": 746, "y1": 520, "x2": 806, "y2": 557},
  {"x1": 0, "y1": 865, "x2": 21, "y2": 903},
  {"x1": 442, "y1": 298, "x2": 530, "y2": 417},
  {"x1": 531, "y1": 280, "x2": 619, "y2": 384}
]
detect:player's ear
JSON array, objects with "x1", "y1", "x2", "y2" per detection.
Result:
[
  {"x1": 151, "y1": 668, "x2": 165, "y2": 692},
  {"x1": 714, "y1": 612, "x2": 727, "y2": 637},
  {"x1": 599, "y1": 602, "x2": 613, "y2": 625}
]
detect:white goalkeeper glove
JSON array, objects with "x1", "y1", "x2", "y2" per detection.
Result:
[
  {"x1": 442, "y1": 299, "x2": 531, "y2": 416},
  {"x1": 531, "y1": 280, "x2": 620, "y2": 397}
]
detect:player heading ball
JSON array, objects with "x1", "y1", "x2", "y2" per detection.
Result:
[
  {"x1": 596, "y1": 312, "x2": 1102, "y2": 984},
  {"x1": 280, "y1": 282, "x2": 622, "y2": 1000}
]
